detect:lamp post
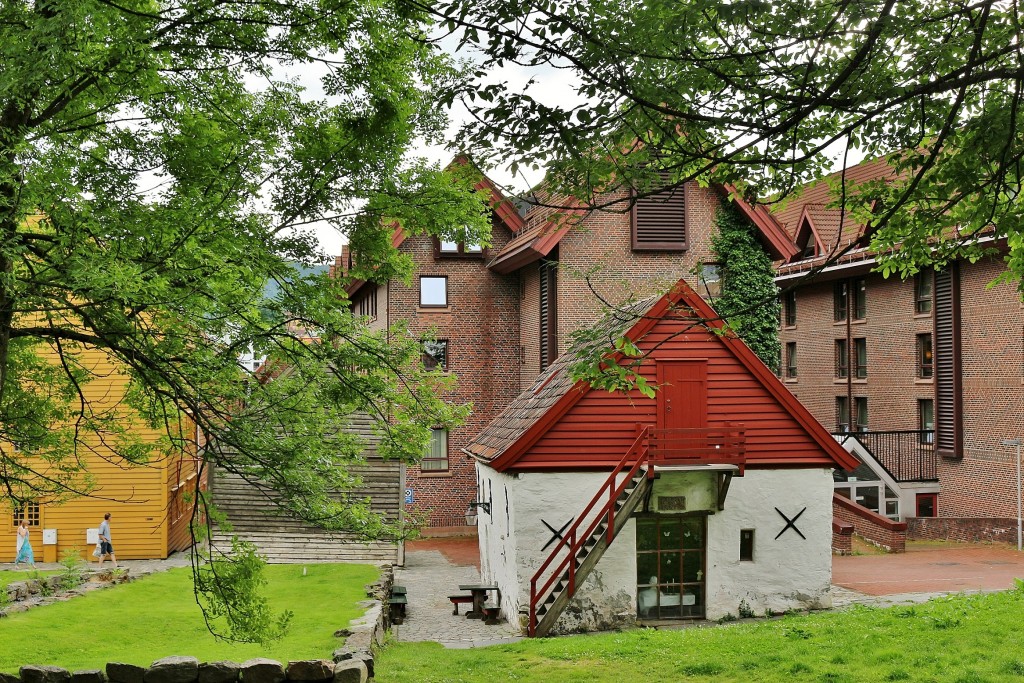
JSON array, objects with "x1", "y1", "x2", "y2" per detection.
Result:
[{"x1": 1001, "y1": 438, "x2": 1023, "y2": 552}]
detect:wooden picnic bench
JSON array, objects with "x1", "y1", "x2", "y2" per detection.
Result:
[
  {"x1": 458, "y1": 583, "x2": 501, "y2": 621},
  {"x1": 389, "y1": 585, "x2": 408, "y2": 623},
  {"x1": 482, "y1": 601, "x2": 501, "y2": 625},
  {"x1": 448, "y1": 593, "x2": 474, "y2": 615}
]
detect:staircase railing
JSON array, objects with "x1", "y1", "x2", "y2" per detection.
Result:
[{"x1": 527, "y1": 423, "x2": 746, "y2": 636}]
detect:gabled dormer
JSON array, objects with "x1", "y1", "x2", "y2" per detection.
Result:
[{"x1": 792, "y1": 205, "x2": 824, "y2": 261}]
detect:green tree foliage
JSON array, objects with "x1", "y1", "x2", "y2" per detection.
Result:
[
  {"x1": 434, "y1": 0, "x2": 1024, "y2": 283},
  {"x1": 0, "y1": 0, "x2": 484, "y2": 640},
  {"x1": 711, "y1": 207, "x2": 781, "y2": 374}
]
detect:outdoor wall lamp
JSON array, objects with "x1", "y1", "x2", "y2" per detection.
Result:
[{"x1": 468, "y1": 500, "x2": 491, "y2": 515}]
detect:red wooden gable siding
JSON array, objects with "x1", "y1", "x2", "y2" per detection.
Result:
[{"x1": 513, "y1": 315, "x2": 840, "y2": 470}]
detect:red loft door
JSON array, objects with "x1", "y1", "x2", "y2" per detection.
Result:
[{"x1": 657, "y1": 361, "x2": 708, "y2": 431}]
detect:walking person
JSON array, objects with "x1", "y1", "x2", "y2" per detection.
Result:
[
  {"x1": 14, "y1": 520, "x2": 34, "y2": 568},
  {"x1": 97, "y1": 512, "x2": 117, "y2": 568}
]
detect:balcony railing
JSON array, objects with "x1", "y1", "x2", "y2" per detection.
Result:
[
  {"x1": 647, "y1": 426, "x2": 746, "y2": 472},
  {"x1": 834, "y1": 430, "x2": 937, "y2": 482}
]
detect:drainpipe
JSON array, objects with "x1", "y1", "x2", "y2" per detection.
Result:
[{"x1": 846, "y1": 282, "x2": 853, "y2": 431}]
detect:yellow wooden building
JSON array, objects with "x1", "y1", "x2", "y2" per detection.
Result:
[{"x1": 2, "y1": 345, "x2": 202, "y2": 563}]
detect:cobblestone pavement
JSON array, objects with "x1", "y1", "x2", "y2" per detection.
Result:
[{"x1": 392, "y1": 546, "x2": 523, "y2": 648}]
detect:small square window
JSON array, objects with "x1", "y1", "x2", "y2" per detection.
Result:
[
  {"x1": 464, "y1": 242, "x2": 483, "y2": 253},
  {"x1": 420, "y1": 276, "x2": 447, "y2": 307},
  {"x1": 439, "y1": 240, "x2": 459, "y2": 253},
  {"x1": 421, "y1": 428, "x2": 448, "y2": 471},
  {"x1": 422, "y1": 339, "x2": 448, "y2": 371},
  {"x1": 739, "y1": 529, "x2": 755, "y2": 561}
]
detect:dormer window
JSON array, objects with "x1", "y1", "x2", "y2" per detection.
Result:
[
  {"x1": 798, "y1": 231, "x2": 817, "y2": 259},
  {"x1": 435, "y1": 231, "x2": 486, "y2": 258},
  {"x1": 792, "y1": 209, "x2": 821, "y2": 261}
]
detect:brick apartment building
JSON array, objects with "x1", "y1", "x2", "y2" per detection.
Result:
[
  {"x1": 338, "y1": 165, "x2": 793, "y2": 528},
  {"x1": 772, "y1": 159, "x2": 1024, "y2": 541}
]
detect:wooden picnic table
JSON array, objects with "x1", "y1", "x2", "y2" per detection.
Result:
[{"x1": 458, "y1": 583, "x2": 500, "y2": 620}]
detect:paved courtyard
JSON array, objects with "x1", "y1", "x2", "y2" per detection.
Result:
[
  {"x1": 392, "y1": 537, "x2": 522, "y2": 648},
  {"x1": 833, "y1": 541, "x2": 1024, "y2": 597}
]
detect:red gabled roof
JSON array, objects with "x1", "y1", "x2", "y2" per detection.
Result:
[
  {"x1": 487, "y1": 182, "x2": 800, "y2": 273},
  {"x1": 467, "y1": 279, "x2": 857, "y2": 472},
  {"x1": 719, "y1": 184, "x2": 800, "y2": 261}
]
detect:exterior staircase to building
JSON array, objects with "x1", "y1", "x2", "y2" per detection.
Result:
[
  {"x1": 209, "y1": 413, "x2": 402, "y2": 564},
  {"x1": 528, "y1": 424, "x2": 745, "y2": 637}
]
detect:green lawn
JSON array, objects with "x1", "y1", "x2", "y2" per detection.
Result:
[
  {"x1": 0, "y1": 563, "x2": 379, "y2": 672},
  {"x1": 377, "y1": 586, "x2": 1024, "y2": 682}
]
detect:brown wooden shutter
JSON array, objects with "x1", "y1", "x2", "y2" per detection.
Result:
[
  {"x1": 539, "y1": 255, "x2": 558, "y2": 370},
  {"x1": 632, "y1": 181, "x2": 687, "y2": 251},
  {"x1": 934, "y1": 266, "x2": 962, "y2": 458}
]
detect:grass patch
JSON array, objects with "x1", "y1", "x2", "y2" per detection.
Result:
[
  {"x1": 0, "y1": 570, "x2": 61, "y2": 590},
  {"x1": 0, "y1": 563, "x2": 378, "y2": 672},
  {"x1": 376, "y1": 588, "x2": 1024, "y2": 682}
]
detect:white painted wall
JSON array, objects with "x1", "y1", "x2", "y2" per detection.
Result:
[
  {"x1": 477, "y1": 464, "x2": 835, "y2": 633},
  {"x1": 704, "y1": 468, "x2": 834, "y2": 619}
]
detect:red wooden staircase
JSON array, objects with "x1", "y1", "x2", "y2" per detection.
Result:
[{"x1": 527, "y1": 424, "x2": 745, "y2": 637}]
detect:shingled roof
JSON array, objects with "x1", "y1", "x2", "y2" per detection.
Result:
[{"x1": 465, "y1": 294, "x2": 659, "y2": 462}]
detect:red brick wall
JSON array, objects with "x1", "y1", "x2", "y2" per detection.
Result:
[
  {"x1": 939, "y1": 257, "x2": 1024, "y2": 519},
  {"x1": 778, "y1": 269, "x2": 933, "y2": 433},
  {"x1": 833, "y1": 494, "x2": 907, "y2": 552},
  {"x1": 832, "y1": 519, "x2": 853, "y2": 555},
  {"x1": 519, "y1": 183, "x2": 725, "y2": 390},
  {"x1": 388, "y1": 220, "x2": 522, "y2": 527},
  {"x1": 783, "y1": 256, "x2": 1024, "y2": 530},
  {"x1": 908, "y1": 516, "x2": 1020, "y2": 544}
]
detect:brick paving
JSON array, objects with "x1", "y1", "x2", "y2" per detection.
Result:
[
  {"x1": 833, "y1": 541, "x2": 1024, "y2": 596},
  {"x1": 393, "y1": 538, "x2": 522, "y2": 648}
]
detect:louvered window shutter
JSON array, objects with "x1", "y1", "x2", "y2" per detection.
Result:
[
  {"x1": 934, "y1": 267, "x2": 962, "y2": 458},
  {"x1": 632, "y1": 181, "x2": 687, "y2": 251},
  {"x1": 539, "y1": 257, "x2": 558, "y2": 370}
]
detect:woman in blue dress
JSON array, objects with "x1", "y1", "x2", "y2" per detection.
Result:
[{"x1": 14, "y1": 520, "x2": 34, "y2": 567}]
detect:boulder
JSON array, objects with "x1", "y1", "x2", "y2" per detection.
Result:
[
  {"x1": 20, "y1": 666, "x2": 71, "y2": 683},
  {"x1": 197, "y1": 662, "x2": 239, "y2": 683},
  {"x1": 71, "y1": 670, "x2": 106, "y2": 683},
  {"x1": 144, "y1": 657, "x2": 198, "y2": 683},
  {"x1": 284, "y1": 662, "x2": 332, "y2": 682},
  {"x1": 239, "y1": 660, "x2": 284, "y2": 683},
  {"x1": 0, "y1": 672, "x2": 21, "y2": 683},
  {"x1": 106, "y1": 663, "x2": 146, "y2": 683},
  {"x1": 330, "y1": 663, "x2": 365, "y2": 683}
]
